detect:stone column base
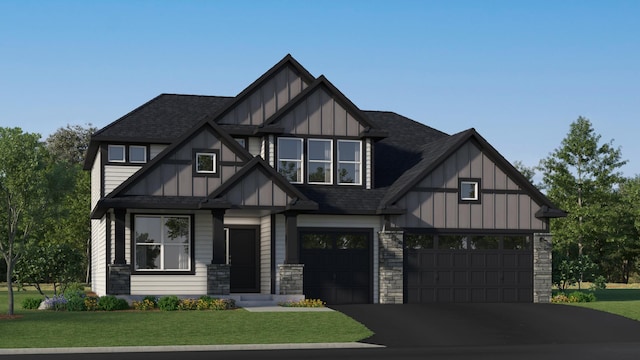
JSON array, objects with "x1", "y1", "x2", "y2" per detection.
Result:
[
  {"x1": 207, "y1": 263, "x2": 231, "y2": 295},
  {"x1": 379, "y1": 231, "x2": 404, "y2": 304},
  {"x1": 533, "y1": 233, "x2": 553, "y2": 303},
  {"x1": 278, "y1": 264, "x2": 304, "y2": 295},
  {"x1": 108, "y1": 264, "x2": 131, "y2": 295}
]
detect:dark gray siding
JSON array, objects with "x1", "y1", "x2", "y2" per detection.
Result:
[
  {"x1": 225, "y1": 168, "x2": 293, "y2": 207},
  {"x1": 392, "y1": 141, "x2": 547, "y2": 230},
  {"x1": 277, "y1": 88, "x2": 365, "y2": 137},
  {"x1": 218, "y1": 65, "x2": 309, "y2": 126},
  {"x1": 124, "y1": 129, "x2": 244, "y2": 197}
]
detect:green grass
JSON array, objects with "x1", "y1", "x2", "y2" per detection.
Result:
[
  {"x1": 0, "y1": 288, "x2": 373, "y2": 349},
  {"x1": 555, "y1": 286, "x2": 640, "y2": 322}
]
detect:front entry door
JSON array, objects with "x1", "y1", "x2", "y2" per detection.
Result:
[{"x1": 228, "y1": 228, "x2": 259, "y2": 293}]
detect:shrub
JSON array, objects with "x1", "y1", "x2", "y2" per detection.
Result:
[
  {"x1": 22, "y1": 297, "x2": 44, "y2": 310},
  {"x1": 590, "y1": 276, "x2": 607, "y2": 291},
  {"x1": 158, "y1": 296, "x2": 180, "y2": 311},
  {"x1": 569, "y1": 291, "x2": 597, "y2": 303},
  {"x1": 41, "y1": 295, "x2": 68, "y2": 311},
  {"x1": 132, "y1": 298, "x2": 157, "y2": 311},
  {"x1": 84, "y1": 296, "x2": 99, "y2": 311},
  {"x1": 209, "y1": 298, "x2": 235, "y2": 310},
  {"x1": 66, "y1": 294, "x2": 87, "y2": 311},
  {"x1": 98, "y1": 295, "x2": 129, "y2": 311},
  {"x1": 177, "y1": 298, "x2": 198, "y2": 310},
  {"x1": 279, "y1": 298, "x2": 325, "y2": 308}
]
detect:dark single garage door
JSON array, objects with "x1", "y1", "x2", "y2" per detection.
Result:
[
  {"x1": 300, "y1": 229, "x2": 372, "y2": 304},
  {"x1": 405, "y1": 234, "x2": 533, "y2": 303}
]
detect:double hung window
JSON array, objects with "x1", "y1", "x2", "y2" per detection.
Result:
[
  {"x1": 307, "y1": 139, "x2": 332, "y2": 184},
  {"x1": 277, "y1": 138, "x2": 303, "y2": 183},
  {"x1": 134, "y1": 215, "x2": 191, "y2": 271},
  {"x1": 338, "y1": 140, "x2": 362, "y2": 185}
]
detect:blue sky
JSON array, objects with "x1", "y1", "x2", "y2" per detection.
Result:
[{"x1": 1, "y1": 0, "x2": 638, "y2": 178}]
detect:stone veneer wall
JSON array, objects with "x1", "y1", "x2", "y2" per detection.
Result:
[
  {"x1": 278, "y1": 264, "x2": 304, "y2": 295},
  {"x1": 379, "y1": 230, "x2": 404, "y2": 304},
  {"x1": 533, "y1": 233, "x2": 553, "y2": 303},
  {"x1": 207, "y1": 264, "x2": 230, "y2": 295},
  {"x1": 108, "y1": 264, "x2": 131, "y2": 295}
]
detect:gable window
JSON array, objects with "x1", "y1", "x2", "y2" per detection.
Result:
[
  {"x1": 129, "y1": 145, "x2": 147, "y2": 163},
  {"x1": 460, "y1": 179, "x2": 480, "y2": 202},
  {"x1": 337, "y1": 140, "x2": 362, "y2": 185},
  {"x1": 307, "y1": 139, "x2": 332, "y2": 184},
  {"x1": 108, "y1": 145, "x2": 126, "y2": 163},
  {"x1": 134, "y1": 215, "x2": 192, "y2": 271},
  {"x1": 195, "y1": 152, "x2": 217, "y2": 174},
  {"x1": 278, "y1": 138, "x2": 303, "y2": 183}
]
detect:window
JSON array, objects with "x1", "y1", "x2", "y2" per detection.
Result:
[
  {"x1": 307, "y1": 139, "x2": 332, "y2": 184},
  {"x1": 405, "y1": 234, "x2": 434, "y2": 249},
  {"x1": 278, "y1": 138, "x2": 303, "y2": 183},
  {"x1": 196, "y1": 152, "x2": 217, "y2": 174},
  {"x1": 108, "y1": 145, "x2": 126, "y2": 163},
  {"x1": 234, "y1": 138, "x2": 246, "y2": 148},
  {"x1": 460, "y1": 179, "x2": 480, "y2": 201},
  {"x1": 134, "y1": 215, "x2": 191, "y2": 271},
  {"x1": 129, "y1": 146, "x2": 147, "y2": 163},
  {"x1": 338, "y1": 140, "x2": 361, "y2": 185}
]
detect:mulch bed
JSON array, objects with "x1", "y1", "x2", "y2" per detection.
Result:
[{"x1": 0, "y1": 314, "x2": 23, "y2": 320}]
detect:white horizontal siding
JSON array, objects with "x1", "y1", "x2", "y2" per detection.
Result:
[
  {"x1": 260, "y1": 215, "x2": 272, "y2": 294},
  {"x1": 274, "y1": 214, "x2": 286, "y2": 294},
  {"x1": 104, "y1": 165, "x2": 141, "y2": 195},
  {"x1": 91, "y1": 217, "x2": 107, "y2": 296},
  {"x1": 91, "y1": 152, "x2": 101, "y2": 210}
]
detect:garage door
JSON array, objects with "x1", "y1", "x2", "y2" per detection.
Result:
[
  {"x1": 300, "y1": 230, "x2": 371, "y2": 304},
  {"x1": 405, "y1": 234, "x2": 533, "y2": 303}
]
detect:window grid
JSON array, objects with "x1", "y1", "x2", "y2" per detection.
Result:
[
  {"x1": 307, "y1": 139, "x2": 333, "y2": 184},
  {"x1": 337, "y1": 140, "x2": 362, "y2": 185}
]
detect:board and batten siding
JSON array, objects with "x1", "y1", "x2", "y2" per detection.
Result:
[
  {"x1": 392, "y1": 141, "x2": 547, "y2": 230},
  {"x1": 124, "y1": 129, "x2": 245, "y2": 197},
  {"x1": 91, "y1": 216, "x2": 107, "y2": 296},
  {"x1": 104, "y1": 165, "x2": 142, "y2": 196},
  {"x1": 276, "y1": 87, "x2": 365, "y2": 137},
  {"x1": 274, "y1": 214, "x2": 382, "y2": 303},
  {"x1": 149, "y1": 144, "x2": 168, "y2": 160},
  {"x1": 218, "y1": 65, "x2": 309, "y2": 126}
]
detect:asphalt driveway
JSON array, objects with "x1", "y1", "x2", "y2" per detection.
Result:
[{"x1": 331, "y1": 303, "x2": 640, "y2": 348}]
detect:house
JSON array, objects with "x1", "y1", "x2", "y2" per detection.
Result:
[{"x1": 84, "y1": 54, "x2": 565, "y2": 305}]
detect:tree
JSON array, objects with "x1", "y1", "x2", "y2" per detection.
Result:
[
  {"x1": 539, "y1": 117, "x2": 627, "y2": 284},
  {"x1": 0, "y1": 127, "x2": 49, "y2": 315},
  {"x1": 513, "y1": 160, "x2": 536, "y2": 184},
  {"x1": 45, "y1": 124, "x2": 95, "y2": 164}
]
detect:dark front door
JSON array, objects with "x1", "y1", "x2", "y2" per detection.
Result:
[{"x1": 229, "y1": 227, "x2": 259, "y2": 293}]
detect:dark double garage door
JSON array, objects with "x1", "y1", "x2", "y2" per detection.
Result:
[
  {"x1": 300, "y1": 229, "x2": 372, "y2": 305},
  {"x1": 405, "y1": 234, "x2": 533, "y2": 303}
]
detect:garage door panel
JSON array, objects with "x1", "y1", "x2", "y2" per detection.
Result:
[{"x1": 454, "y1": 271, "x2": 468, "y2": 284}]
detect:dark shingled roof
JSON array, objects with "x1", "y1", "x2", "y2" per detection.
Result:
[
  {"x1": 294, "y1": 185, "x2": 389, "y2": 214},
  {"x1": 92, "y1": 94, "x2": 233, "y2": 141}
]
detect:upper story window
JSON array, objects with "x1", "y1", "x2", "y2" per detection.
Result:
[
  {"x1": 108, "y1": 145, "x2": 126, "y2": 163},
  {"x1": 459, "y1": 178, "x2": 480, "y2": 202},
  {"x1": 129, "y1": 145, "x2": 147, "y2": 163},
  {"x1": 337, "y1": 140, "x2": 362, "y2": 185},
  {"x1": 307, "y1": 139, "x2": 332, "y2": 184},
  {"x1": 277, "y1": 138, "x2": 303, "y2": 183},
  {"x1": 196, "y1": 152, "x2": 217, "y2": 174}
]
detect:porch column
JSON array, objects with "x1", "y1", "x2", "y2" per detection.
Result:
[
  {"x1": 279, "y1": 212, "x2": 303, "y2": 295},
  {"x1": 208, "y1": 209, "x2": 230, "y2": 295},
  {"x1": 533, "y1": 233, "x2": 553, "y2": 303},
  {"x1": 109, "y1": 208, "x2": 130, "y2": 295},
  {"x1": 378, "y1": 230, "x2": 404, "y2": 304},
  {"x1": 284, "y1": 212, "x2": 299, "y2": 264}
]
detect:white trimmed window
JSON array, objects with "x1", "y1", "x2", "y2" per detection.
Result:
[
  {"x1": 337, "y1": 140, "x2": 362, "y2": 185},
  {"x1": 134, "y1": 215, "x2": 191, "y2": 271},
  {"x1": 460, "y1": 180, "x2": 479, "y2": 201},
  {"x1": 108, "y1": 145, "x2": 126, "y2": 163},
  {"x1": 307, "y1": 139, "x2": 333, "y2": 184},
  {"x1": 129, "y1": 145, "x2": 147, "y2": 163},
  {"x1": 278, "y1": 138, "x2": 303, "y2": 183},
  {"x1": 196, "y1": 152, "x2": 217, "y2": 174}
]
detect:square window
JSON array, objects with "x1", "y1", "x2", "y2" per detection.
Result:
[
  {"x1": 108, "y1": 145, "x2": 126, "y2": 162},
  {"x1": 460, "y1": 180, "x2": 480, "y2": 201},
  {"x1": 196, "y1": 152, "x2": 217, "y2": 174},
  {"x1": 129, "y1": 146, "x2": 147, "y2": 163}
]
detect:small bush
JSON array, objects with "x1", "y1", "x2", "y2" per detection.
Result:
[
  {"x1": 590, "y1": 276, "x2": 607, "y2": 291},
  {"x1": 132, "y1": 298, "x2": 157, "y2": 311},
  {"x1": 84, "y1": 296, "x2": 99, "y2": 311},
  {"x1": 22, "y1": 297, "x2": 44, "y2": 310},
  {"x1": 177, "y1": 298, "x2": 198, "y2": 310},
  {"x1": 569, "y1": 291, "x2": 597, "y2": 303},
  {"x1": 98, "y1": 295, "x2": 129, "y2": 311},
  {"x1": 279, "y1": 298, "x2": 326, "y2": 308},
  {"x1": 158, "y1": 295, "x2": 180, "y2": 311},
  {"x1": 66, "y1": 293, "x2": 87, "y2": 311},
  {"x1": 42, "y1": 295, "x2": 68, "y2": 311},
  {"x1": 209, "y1": 298, "x2": 235, "y2": 310}
]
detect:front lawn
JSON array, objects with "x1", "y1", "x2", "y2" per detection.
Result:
[
  {"x1": 556, "y1": 286, "x2": 640, "y2": 322},
  {"x1": 0, "y1": 287, "x2": 373, "y2": 349}
]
